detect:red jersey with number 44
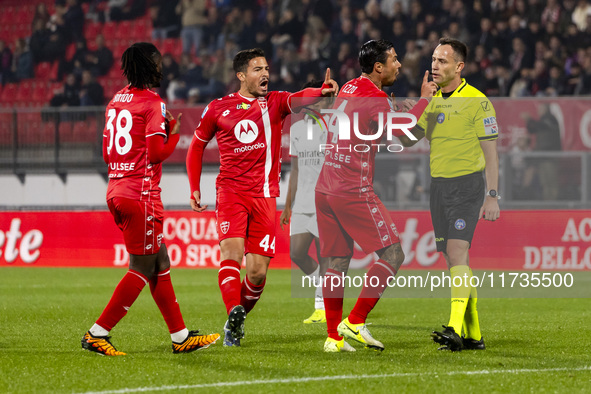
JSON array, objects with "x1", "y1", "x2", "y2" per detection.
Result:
[
  {"x1": 194, "y1": 91, "x2": 292, "y2": 198},
  {"x1": 103, "y1": 86, "x2": 168, "y2": 201}
]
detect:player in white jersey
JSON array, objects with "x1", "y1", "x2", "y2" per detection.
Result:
[{"x1": 280, "y1": 80, "x2": 329, "y2": 324}]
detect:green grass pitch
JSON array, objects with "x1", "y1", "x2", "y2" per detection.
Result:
[{"x1": 1, "y1": 267, "x2": 590, "y2": 393}]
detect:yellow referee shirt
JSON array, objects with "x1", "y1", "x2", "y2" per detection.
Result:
[{"x1": 415, "y1": 79, "x2": 498, "y2": 178}]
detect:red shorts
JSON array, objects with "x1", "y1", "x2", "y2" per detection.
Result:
[
  {"x1": 216, "y1": 191, "x2": 277, "y2": 257},
  {"x1": 108, "y1": 197, "x2": 164, "y2": 255},
  {"x1": 315, "y1": 191, "x2": 400, "y2": 257}
]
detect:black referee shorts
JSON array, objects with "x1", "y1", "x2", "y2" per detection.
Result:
[{"x1": 429, "y1": 172, "x2": 484, "y2": 253}]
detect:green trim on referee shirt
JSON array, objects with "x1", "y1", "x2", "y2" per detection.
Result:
[{"x1": 416, "y1": 78, "x2": 498, "y2": 178}]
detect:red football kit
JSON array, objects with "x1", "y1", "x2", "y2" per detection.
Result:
[
  {"x1": 315, "y1": 76, "x2": 428, "y2": 255},
  {"x1": 102, "y1": 86, "x2": 179, "y2": 255},
  {"x1": 187, "y1": 89, "x2": 324, "y2": 256}
]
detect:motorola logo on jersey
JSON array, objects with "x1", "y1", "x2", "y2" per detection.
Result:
[{"x1": 234, "y1": 119, "x2": 259, "y2": 144}]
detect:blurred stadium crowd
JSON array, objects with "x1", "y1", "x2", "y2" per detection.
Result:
[{"x1": 1, "y1": 0, "x2": 591, "y2": 107}]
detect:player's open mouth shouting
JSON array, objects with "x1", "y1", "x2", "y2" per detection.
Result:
[{"x1": 259, "y1": 78, "x2": 269, "y2": 93}]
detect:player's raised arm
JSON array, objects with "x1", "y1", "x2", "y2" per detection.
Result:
[
  {"x1": 321, "y1": 68, "x2": 339, "y2": 96},
  {"x1": 288, "y1": 68, "x2": 339, "y2": 111}
]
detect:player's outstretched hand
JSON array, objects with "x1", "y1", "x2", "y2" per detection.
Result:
[
  {"x1": 279, "y1": 207, "x2": 291, "y2": 231},
  {"x1": 190, "y1": 191, "x2": 208, "y2": 212},
  {"x1": 321, "y1": 68, "x2": 339, "y2": 97},
  {"x1": 166, "y1": 111, "x2": 182, "y2": 135},
  {"x1": 420, "y1": 71, "x2": 438, "y2": 98}
]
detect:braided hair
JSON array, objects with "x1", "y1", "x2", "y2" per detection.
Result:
[{"x1": 121, "y1": 42, "x2": 163, "y2": 89}]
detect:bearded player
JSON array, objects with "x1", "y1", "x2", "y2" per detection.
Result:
[{"x1": 186, "y1": 48, "x2": 338, "y2": 346}]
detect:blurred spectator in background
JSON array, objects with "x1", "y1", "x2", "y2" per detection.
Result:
[
  {"x1": 31, "y1": 2, "x2": 51, "y2": 31},
  {"x1": 30, "y1": 18, "x2": 50, "y2": 64},
  {"x1": 0, "y1": 40, "x2": 13, "y2": 86},
  {"x1": 45, "y1": 6, "x2": 68, "y2": 63},
  {"x1": 545, "y1": 65, "x2": 566, "y2": 96},
  {"x1": 108, "y1": 0, "x2": 146, "y2": 22},
  {"x1": 572, "y1": 0, "x2": 591, "y2": 31},
  {"x1": 58, "y1": 38, "x2": 88, "y2": 81},
  {"x1": 79, "y1": 69, "x2": 105, "y2": 106},
  {"x1": 86, "y1": 34, "x2": 114, "y2": 76},
  {"x1": 186, "y1": 87, "x2": 201, "y2": 104},
  {"x1": 176, "y1": 0, "x2": 208, "y2": 55},
  {"x1": 522, "y1": 103, "x2": 562, "y2": 200},
  {"x1": 159, "y1": 53, "x2": 180, "y2": 99},
  {"x1": 50, "y1": 73, "x2": 80, "y2": 107},
  {"x1": 150, "y1": 0, "x2": 180, "y2": 40},
  {"x1": 63, "y1": 0, "x2": 85, "y2": 43},
  {"x1": 10, "y1": 38, "x2": 34, "y2": 82}
]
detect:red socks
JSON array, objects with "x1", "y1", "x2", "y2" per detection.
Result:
[
  {"x1": 218, "y1": 259, "x2": 242, "y2": 315},
  {"x1": 348, "y1": 259, "x2": 397, "y2": 325},
  {"x1": 96, "y1": 270, "x2": 148, "y2": 331},
  {"x1": 149, "y1": 269, "x2": 186, "y2": 334},
  {"x1": 240, "y1": 276, "x2": 265, "y2": 314},
  {"x1": 323, "y1": 268, "x2": 345, "y2": 340}
]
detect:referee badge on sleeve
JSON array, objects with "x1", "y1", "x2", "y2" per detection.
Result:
[{"x1": 483, "y1": 116, "x2": 498, "y2": 135}]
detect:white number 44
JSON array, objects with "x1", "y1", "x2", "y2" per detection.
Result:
[{"x1": 259, "y1": 234, "x2": 275, "y2": 252}]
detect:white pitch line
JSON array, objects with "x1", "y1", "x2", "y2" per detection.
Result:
[{"x1": 80, "y1": 366, "x2": 591, "y2": 394}]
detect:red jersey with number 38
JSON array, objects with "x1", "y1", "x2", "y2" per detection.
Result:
[{"x1": 103, "y1": 86, "x2": 168, "y2": 201}]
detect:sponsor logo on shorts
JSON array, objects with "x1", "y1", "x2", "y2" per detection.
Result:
[
  {"x1": 437, "y1": 113, "x2": 445, "y2": 123},
  {"x1": 220, "y1": 221, "x2": 230, "y2": 234},
  {"x1": 455, "y1": 219, "x2": 466, "y2": 230}
]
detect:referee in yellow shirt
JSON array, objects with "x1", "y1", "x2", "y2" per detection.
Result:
[{"x1": 400, "y1": 37, "x2": 500, "y2": 351}]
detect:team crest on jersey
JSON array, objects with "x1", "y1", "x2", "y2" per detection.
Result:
[
  {"x1": 220, "y1": 221, "x2": 230, "y2": 234},
  {"x1": 237, "y1": 103, "x2": 251, "y2": 110},
  {"x1": 234, "y1": 119, "x2": 259, "y2": 144},
  {"x1": 258, "y1": 99, "x2": 267, "y2": 110},
  {"x1": 161, "y1": 103, "x2": 166, "y2": 117},
  {"x1": 437, "y1": 113, "x2": 445, "y2": 123}
]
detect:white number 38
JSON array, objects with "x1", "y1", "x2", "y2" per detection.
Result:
[{"x1": 106, "y1": 108, "x2": 133, "y2": 155}]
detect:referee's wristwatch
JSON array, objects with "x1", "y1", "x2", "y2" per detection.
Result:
[{"x1": 486, "y1": 189, "x2": 501, "y2": 199}]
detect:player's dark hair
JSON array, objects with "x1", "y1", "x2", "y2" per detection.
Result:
[
  {"x1": 233, "y1": 48, "x2": 266, "y2": 73},
  {"x1": 121, "y1": 42, "x2": 162, "y2": 89},
  {"x1": 439, "y1": 37, "x2": 468, "y2": 62},
  {"x1": 359, "y1": 39, "x2": 395, "y2": 74},
  {"x1": 301, "y1": 79, "x2": 323, "y2": 89}
]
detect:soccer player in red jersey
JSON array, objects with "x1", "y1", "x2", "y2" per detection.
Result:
[
  {"x1": 186, "y1": 48, "x2": 338, "y2": 346},
  {"x1": 315, "y1": 39, "x2": 438, "y2": 352},
  {"x1": 82, "y1": 42, "x2": 219, "y2": 356}
]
